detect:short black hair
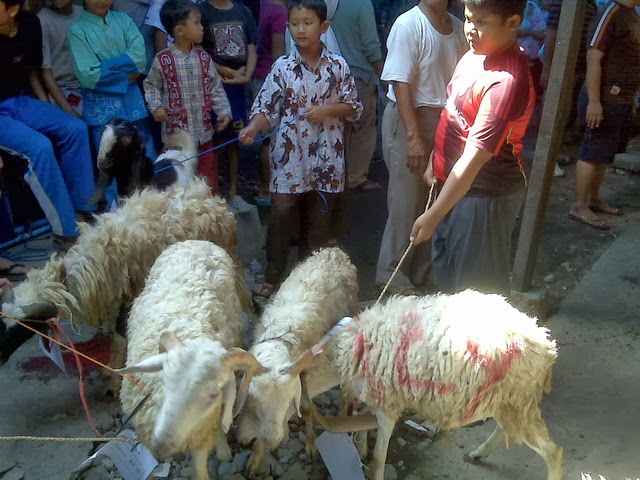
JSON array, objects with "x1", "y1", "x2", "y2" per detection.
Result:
[
  {"x1": 0, "y1": 0, "x2": 23, "y2": 9},
  {"x1": 463, "y1": 0, "x2": 527, "y2": 22},
  {"x1": 288, "y1": 0, "x2": 327, "y2": 23},
  {"x1": 160, "y1": 0, "x2": 199, "y2": 36}
]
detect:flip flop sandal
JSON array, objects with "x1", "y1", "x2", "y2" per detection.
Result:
[
  {"x1": 568, "y1": 213, "x2": 611, "y2": 231},
  {"x1": 0, "y1": 263, "x2": 30, "y2": 280},
  {"x1": 252, "y1": 282, "x2": 275, "y2": 298},
  {"x1": 589, "y1": 204, "x2": 623, "y2": 216}
]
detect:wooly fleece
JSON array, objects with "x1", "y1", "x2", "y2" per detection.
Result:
[
  {"x1": 2, "y1": 178, "x2": 238, "y2": 331},
  {"x1": 331, "y1": 290, "x2": 557, "y2": 439},
  {"x1": 120, "y1": 240, "x2": 244, "y2": 452}
]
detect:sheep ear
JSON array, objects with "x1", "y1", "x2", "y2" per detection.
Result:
[
  {"x1": 159, "y1": 331, "x2": 183, "y2": 353},
  {"x1": 293, "y1": 376, "x2": 302, "y2": 418},
  {"x1": 116, "y1": 353, "x2": 166, "y2": 374},
  {"x1": 221, "y1": 379, "x2": 236, "y2": 433}
]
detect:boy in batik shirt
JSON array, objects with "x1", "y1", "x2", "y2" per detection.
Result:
[{"x1": 239, "y1": 0, "x2": 362, "y2": 297}]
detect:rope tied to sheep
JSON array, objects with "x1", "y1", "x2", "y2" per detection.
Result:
[
  {"x1": 0, "y1": 435, "x2": 136, "y2": 443},
  {"x1": 376, "y1": 181, "x2": 437, "y2": 303}
]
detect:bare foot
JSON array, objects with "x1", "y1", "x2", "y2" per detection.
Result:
[{"x1": 569, "y1": 207, "x2": 610, "y2": 230}]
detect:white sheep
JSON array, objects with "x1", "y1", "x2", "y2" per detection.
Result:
[
  {"x1": 117, "y1": 240, "x2": 265, "y2": 480},
  {"x1": 236, "y1": 247, "x2": 359, "y2": 474},
  {"x1": 0, "y1": 178, "x2": 245, "y2": 394},
  {"x1": 287, "y1": 290, "x2": 563, "y2": 480}
]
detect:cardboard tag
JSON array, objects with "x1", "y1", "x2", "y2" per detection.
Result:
[
  {"x1": 77, "y1": 429, "x2": 158, "y2": 480},
  {"x1": 38, "y1": 336, "x2": 68, "y2": 377},
  {"x1": 315, "y1": 431, "x2": 365, "y2": 480}
]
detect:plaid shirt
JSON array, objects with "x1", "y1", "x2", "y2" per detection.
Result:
[{"x1": 144, "y1": 43, "x2": 231, "y2": 145}]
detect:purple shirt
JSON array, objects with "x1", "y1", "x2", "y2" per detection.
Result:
[{"x1": 253, "y1": 0, "x2": 287, "y2": 82}]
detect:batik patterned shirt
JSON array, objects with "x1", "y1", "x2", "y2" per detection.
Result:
[{"x1": 251, "y1": 47, "x2": 362, "y2": 194}]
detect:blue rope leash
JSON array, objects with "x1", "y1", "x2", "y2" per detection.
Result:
[
  {"x1": 154, "y1": 112, "x2": 332, "y2": 213},
  {"x1": 154, "y1": 113, "x2": 304, "y2": 175}
]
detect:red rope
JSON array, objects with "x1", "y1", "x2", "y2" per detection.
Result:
[{"x1": 47, "y1": 317, "x2": 104, "y2": 438}]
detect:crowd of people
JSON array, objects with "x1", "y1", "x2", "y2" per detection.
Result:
[{"x1": 0, "y1": 0, "x2": 638, "y2": 298}]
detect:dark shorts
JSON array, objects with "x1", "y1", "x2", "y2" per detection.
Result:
[
  {"x1": 578, "y1": 86, "x2": 633, "y2": 164},
  {"x1": 213, "y1": 83, "x2": 249, "y2": 146}
]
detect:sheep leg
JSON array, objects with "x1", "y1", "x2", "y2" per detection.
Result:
[
  {"x1": 466, "y1": 424, "x2": 507, "y2": 462},
  {"x1": 246, "y1": 438, "x2": 266, "y2": 477},
  {"x1": 300, "y1": 402, "x2": 318, "y2": 459},
  {"x1": 105, "y1": 332, "x2": 127, "y2": 397},
  {"x1": 215, "y1": 429, "x2": 233, "y2": 462},
  {"x1": 520, "y1": 420, "x2": 564, "y2": 480},
  {"x1": 366, "y1": 412, "x2": 395, "y2": 480},
  {"x1": 191, "y1": 447, "x2": 210, "y2": 480}
]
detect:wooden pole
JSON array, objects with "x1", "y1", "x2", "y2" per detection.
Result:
[{"x1": 511, "y1": 0, "x2": 587, "y2": 292}]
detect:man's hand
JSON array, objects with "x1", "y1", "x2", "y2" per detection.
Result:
[
  {"x1": 215, "y1": 114, "x2": 231, "y2": 132},
  {"x1": 407, "y1": 134, "x2": 429, "y2": 175},
  {"x1": 585, "y1": 102, "x2": 603, "y2": 129},
  {"x1": 410, "y1": 210, "x2": 438, "y2": 245},
  {"x1": 239, "y1": 124, "x2": 259, "y2": 145},
  {"x1": 153, "y1": 107, "x2": 169, "y2": 122},
  {"x1": 305, "y1": 105, "x2": 328, "y2": 125},
  {"x1": 423, "y1": 151, "x2": 436, "y2": 186}
]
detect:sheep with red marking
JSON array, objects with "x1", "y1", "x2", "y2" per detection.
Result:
[
  {"x1": 117, "y1": 240, "x2": 265, "y2": 480},
  {"x1": 235, "y1": 247, "x2": 359, "y2": 475},
  {"x1": 287, "y1": 290, "x2": 563, "y2": 480}
]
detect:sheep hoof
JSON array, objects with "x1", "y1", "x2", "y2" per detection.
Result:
[
  {"x1": 246, "y1": 452, "x2": 264, "y2": 477},
  {"x1": 305, "y1": 442, "x2": 318, "y2": 460},
  {"x1": 463, "y1": 453, "x2": 483, "y2": 464},
  {"x1": 216, "y1": 444, "x2": 233, "y2": 463}
]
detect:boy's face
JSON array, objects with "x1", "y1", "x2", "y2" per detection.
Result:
[
  {"x1": 0, "y1": 0, "x2": 20, "y2": 30},
  {"x1": 84, "y1": 0, "x2": 111, "y2": 17},
  {"x1": 464, "y1": 4, "x2": 521, "y2": 56},
  {"x1": 287, "y1": 7, "x2": 329, "y2": 51},
  {"x1": 176, "y1": 10, "x2": 204, "y2": 44},
  {"x1": 50, "y1": 0, "x2": 73, "y2": 10}
]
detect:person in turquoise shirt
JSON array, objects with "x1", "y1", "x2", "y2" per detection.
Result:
[{"x1": 69, "y1": 0, "x2": 156, "y2": 166}]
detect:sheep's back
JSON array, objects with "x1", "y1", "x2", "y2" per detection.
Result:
[
  {"x1": 254, "y1": 247, "x2": 358, "y2": 354},
  {"x1": 336, "y1": 291, "x2": 557, "y2": 430},
  {"x1": 120, "y1": 240, "x2": 243, "y2": 444}
]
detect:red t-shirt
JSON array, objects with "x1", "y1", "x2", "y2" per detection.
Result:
[{"x1": 432, "y1": 46, "x2": 535, "y2": 197}]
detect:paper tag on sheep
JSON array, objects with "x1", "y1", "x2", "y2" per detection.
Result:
[
  {"x1": 77, "y1": 429, "x2": 158, "y2": 480},
  {"x1": 38, "y1": 336, "x2": 68, "y2": 377},
  {"x1": 315, "y1": 431, "x2": 365, "y2": 480}
]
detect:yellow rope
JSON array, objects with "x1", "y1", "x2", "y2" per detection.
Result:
[
  {"x1": 0, "y1": 435, "x2": 135, "y2": 443},
  {"x1": 376, "y1": 182, "x2": 437, "y2": 303}
]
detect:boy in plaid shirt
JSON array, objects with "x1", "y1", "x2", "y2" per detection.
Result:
[{"x1": 144, "y1": 0, "x2": 231, "y2": 192}]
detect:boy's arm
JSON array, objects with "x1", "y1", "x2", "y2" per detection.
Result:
[
  {"x1": 207, "y1": 59, "x2": 232, "y2": 131},
  {"x1": 410, "y1": 144, "x2": 493, "y2": 244},
  {"x1": 29, "y1": 70, "x2": 49, "y2": 103},
  {"x1": 394, "y1": 81, "x2": 429, "y2": 176},
  {"x1": 239, "y1": 113, "x2": 270, "y2": 144},
  {"x1": 122, "y1": 14, "x2": 147, "y2": 73},
  {"x1": 69, "y1": 27, "x2": 130, "y2": 94},
  {"x1": 143, "y1": 57, "x2": 162, "y2": 109},
  {"x1": 584, "y1": 48, "x2": 604, "y2": 129},
  {"x1": 41, "y1": 68, "x2": 79, "y2": 117}
]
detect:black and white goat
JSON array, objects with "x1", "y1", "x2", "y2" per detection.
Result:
[{"x1": 89, "y1": 118, "x2": 196, "y2": 205}]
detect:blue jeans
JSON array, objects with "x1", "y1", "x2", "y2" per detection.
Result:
[{"x1": 0, "y1": 96, "x2": 96, "y2": 237}]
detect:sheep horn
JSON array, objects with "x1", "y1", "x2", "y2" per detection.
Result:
[
  {"x1": 222, "y1": 348, "x2": 267, "y2": 416},
  {"x1": 282, "y1": 349, "x2": 315, "y2": 377},
  {"x1": 1, "y1": 283, "x2": 15, "y2": 306},
  {"x1": 159, "y1": 331, "x2": 184, "y2": 353},
  {"x1": 222, "y1": 348, "x2": 267, "y2": 374},
  {"x1": 20, "y1": 301, "x2": 58, "y2": 320}
]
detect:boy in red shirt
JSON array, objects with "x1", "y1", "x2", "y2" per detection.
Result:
[{"x1": 410, "y1": 0, "x2": 534, "y2": 296}]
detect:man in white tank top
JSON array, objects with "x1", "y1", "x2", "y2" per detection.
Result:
[{"x1": 376, "y1": 0, "x2": 466, "y2": 294}]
